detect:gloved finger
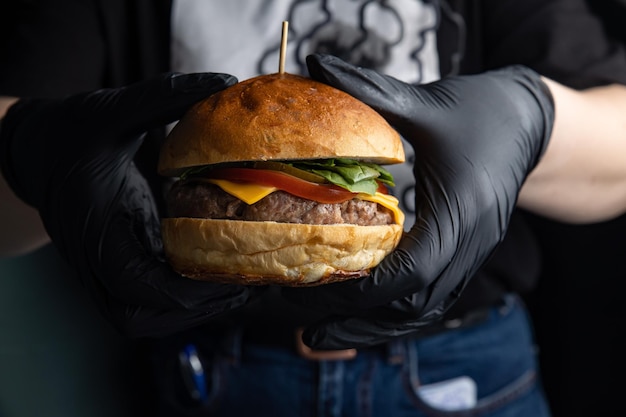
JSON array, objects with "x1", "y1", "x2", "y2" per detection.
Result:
[
  {"x1": 116, "y1": 304, "x2": 226, "y2": 339},
  {"x1": 74, "y1": 231, "x2": 262, "y2": 339},
  {"x1": 306, "y1": 54, "x2": 419, "y2": 127},
  {"x1": 83, "y1": 226, "x2": 255, "y2": 313},
  {"x1": 1, "y1": 73, "x2": 237, "y2": 207},
  {"x1": 300, "y1": 304, "x2": 447, "y2": 350},
  {"x1": 282, "y1": 230, "x2": 452, "y2": 312},
  {"x1": 85, "y1": 276, "x2": 257, "y2": 339},
  {"x1": 70, "y1": 72, "x2": 238, "y2": 140},
  {"x1": 298, "y1": 283, "x2": 464, "y2": 350},
  {"x1": 39, "y1": 155, "x2": 255, "y2": 312},
  {"x1": 106, "y1": 259, "x2": 255, "y2": 312},
  {"x1": 96, "y1": 177, "x2": 255, "y2": 311}
]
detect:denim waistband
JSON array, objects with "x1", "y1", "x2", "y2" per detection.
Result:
[{"x1": 209, "y1": 294, "x2": 517, "y2": 364}]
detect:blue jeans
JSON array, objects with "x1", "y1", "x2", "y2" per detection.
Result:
[{"x1": 151, "y1": 294, "x2": 551, "y2": 417}]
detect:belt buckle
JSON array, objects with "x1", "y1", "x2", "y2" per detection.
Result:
[{"x1": 295, "y1": 328, "x2": 357, "y2": 361}]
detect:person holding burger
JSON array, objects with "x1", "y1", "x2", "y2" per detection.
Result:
[{"x1": 2, "y1": 1, "x2": 626, "y2": 416}]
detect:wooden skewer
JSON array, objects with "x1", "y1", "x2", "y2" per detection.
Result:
[{"x1": 279, "y1": 21, "x2": 289, "y2": 74}]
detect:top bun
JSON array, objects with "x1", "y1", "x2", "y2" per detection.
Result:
[{"x1": 158, "y1": 73, "x2": 404, "y2": 176}]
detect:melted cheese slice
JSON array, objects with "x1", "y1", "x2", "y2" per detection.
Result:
[
  {"x1": 207, "y1": 179, "x2": 277, "y2": 204},
  {"x1": 359, "y1": 190, "x2": 405, "y2": 227},
  {"x1": 204, "y1": 178, "x2": 405, "y2": 226}
]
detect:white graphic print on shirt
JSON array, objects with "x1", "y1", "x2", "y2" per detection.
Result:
[{"x1": 172, "y1": 0, "x2": 441, "y2": 228}]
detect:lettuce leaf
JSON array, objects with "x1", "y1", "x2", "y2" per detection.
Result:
[
  {"x1": 180, "y1": 158, "x2": 396, "y2": 196},
  {"x1": 291, "y1": 159, "x2": 395, "y2": 195}
]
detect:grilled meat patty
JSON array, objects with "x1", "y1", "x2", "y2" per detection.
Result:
[{"x1": 166, "y1": 180, "x2": 394, "y2": 226}]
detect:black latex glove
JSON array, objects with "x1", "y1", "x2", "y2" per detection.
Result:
[
  {"x1": 284, "y1": 54, "x2": 554, "y2": 349},
  {"x1": 0, "y1": 72, "x2": 258, "y2": 338}
]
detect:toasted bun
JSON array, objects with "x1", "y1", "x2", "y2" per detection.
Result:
[
  {"x1": 161, "y1": 218, "x2": 403, "y2": 286},
  {"x1": 159, "y1": 72, "x2": 405, "y2": 285},
  {"x1": 158, "y1": 73, "x2": 404, "y2": 176}
]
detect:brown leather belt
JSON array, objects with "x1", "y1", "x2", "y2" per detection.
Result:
[{"x1": 293, "y1": 328, "x2": 357, "y2": 361}]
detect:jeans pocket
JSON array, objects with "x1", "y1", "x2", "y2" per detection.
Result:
[
  {"x1": 410, "y1": 370, "x2": 540, "y2": 415},
  {"x1": 401, "y1": 297, "x2": 550, "y2": 416}
]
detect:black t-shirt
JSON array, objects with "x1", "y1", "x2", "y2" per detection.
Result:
[
  {"x1": 2, "y1": 0, "x2": 626, "y2": 321},
  {"x1": 438, "y1": 0, "x2": 626, "y2": 316}
]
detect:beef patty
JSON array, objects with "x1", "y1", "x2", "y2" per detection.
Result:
[{"x1": 166, "y1": 180, "x2": 394, "y2": 226}]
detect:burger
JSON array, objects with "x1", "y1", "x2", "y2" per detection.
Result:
[{"x1": 158, "y1": 72, "x2": 405, "y2": 286}]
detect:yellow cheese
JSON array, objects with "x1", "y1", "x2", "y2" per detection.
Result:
[
  {"x1": 206, "y1": 179, "x2": 277, "y2": 205},
  {"x1": 356, "y1": 191, "x2": 405, "y2": 227},
  {"x1": 204, "y1": 178, "x2": 404, "y2": 226}
]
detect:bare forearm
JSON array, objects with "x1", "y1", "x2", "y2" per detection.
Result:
[
  {"x1": 0, "y1": 96, "x2": 50, "y2": 257},
  {"x1": 519, "y1": 79, "x2": 626, "y2": 224}
]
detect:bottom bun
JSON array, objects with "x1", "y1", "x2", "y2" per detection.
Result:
[{"x1": 161, "y1": 218, "x2": 403, "y2": 286}]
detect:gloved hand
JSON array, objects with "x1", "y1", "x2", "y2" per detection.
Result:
[
  {"x1": 283, "y1": 54, "x2": 555, "y2": 349},
  {"x1": 0, "y1": 73, "x2": 259, "y2": 338}
]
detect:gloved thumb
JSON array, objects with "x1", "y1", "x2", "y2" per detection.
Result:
[
  {"x1": 306, "y1": 54, "x2": 414, "y2": 126},
  {"x1": 0, "y1": 72, "x2": 237, "y2": 208},
  {"x1": 85, "y1": 72, "x2": 239, "y2": 138}
]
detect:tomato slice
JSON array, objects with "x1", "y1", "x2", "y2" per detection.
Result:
[
  {"x1": 376, "y1": 182, "x2": 389, "y2": 195},
  {"x1": 207, "y1": 168, "x2": 358, "y2": 204}
]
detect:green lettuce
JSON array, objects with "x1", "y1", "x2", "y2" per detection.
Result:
[{"x1": 291, "y1": 158, "x2": 394, "y2": 195}]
